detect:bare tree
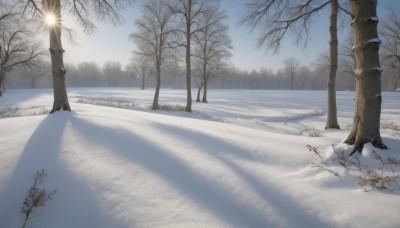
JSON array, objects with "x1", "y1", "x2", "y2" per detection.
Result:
[
  {"x1": 29, "y1": 62, "x2": 49, "y2": 88},
  {"x1": 192, "y1": 65, "x2": 203, "y2": 102},
  {"x1": 0, "y1": 17, "x2": 44, "y2": 92},
  {"x1": 128, "y1": 56, "x2": 150, "y2": 90},
  {"x1": 169, "y1": 0, "x2": 216, "y2": 112},
  {"x1": 130, "y1": 0, "x2": 175, "y2": 110},
  {"x1": 380, "y1": 8, "x2": 400, "y2": 91},
  {"x1": 18, "y1": 0, "x2": 133, "y2": 112},
  {"x1": 193, "y1": 7, "x2": 232, "y2": 103},
  {"x1": 241, "y1": 0, "x2": 351, "y2": 129},
  {"x1": 325, "y1": 0, "x2": 340, "y2": 129},
  {"x1": 344, "y1": 0, "x2": 386, "y2": 153},
  {"x1": 283, "y1": 57, "x2": 300, "y2": 90}
]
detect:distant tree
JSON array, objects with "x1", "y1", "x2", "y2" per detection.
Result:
[
  {"x1": 283, "y1": 57, "x2": 300, "y2": 90},
  {"x1": 344, "y1": 0, "x2": 386, "y2": 153},
  {"x1": 18, "y1": 0, "x2": 133, "y2": 112},
  {"x1": 103, "y1": 61, "x2": 122, "y2": 87},
  {"x1": 193, "y1": 7, "x2": 232, "y2": 103},
  {"x1": 29, "y1": 62, "x2": 49, "y2": 88},
  {"x1": 0, "y1": 16, "x2": 44, "y2": 91},
  {"x1": 128, "y1": 56, "x2": 150, "y2": 90},
  {"x1": 339, "y1": 37, "x2": 355, "y2": 91},
  {"x1": 169, "y1": 0, "x2": 216, "y2": 112},
  {"x1": 77, "y1": 61, "x2": 101, "y2": 87},
  {"x1": 130, "y1": 0, "x2": 175, "y2": 110},
  {"x1": 296, "y1": 65, "x2": 311, "y2": 89},
  {"x1": 192, "y1": 66, "x2": 203, "y2": 102},
  {"x1": 380, "y1": 8, "x2": 400, "y2": 91}
]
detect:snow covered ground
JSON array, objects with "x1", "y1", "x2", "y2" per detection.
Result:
[{"x1": 0, "y1": 88, "x2": 399, "y2": 228}]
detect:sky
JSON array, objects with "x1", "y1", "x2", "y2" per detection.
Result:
[{"x1": 58, "y1": 0, "x2": 400, "y2": 72}]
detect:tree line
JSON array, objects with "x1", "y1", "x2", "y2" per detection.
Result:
[{"x1": 4, "y1": 55, "x2": 398, "y2": 92}]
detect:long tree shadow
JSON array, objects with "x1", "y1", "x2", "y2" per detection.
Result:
[
  {"x1": 153, "y1": 122, "x2": 333, "y2": 227},
  {"x1": 0, "y1": 112, "x2": 125, "y2": 228},
  {"x1": 67, "y1": 115, "x2": 274, "y2": 227}
]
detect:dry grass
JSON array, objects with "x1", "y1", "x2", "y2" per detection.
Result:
[
  {"x1": 76, "y1": 98, "x2": 135, "y2": 109},
  {"x1": 159, "y1": 104, "x2": 186, "y2": 112},
  {"x1": 300, "y1": 126, "x2": 322, "y2": 137},
  {"x1": 308, "y1": 145, "x2": 400, "y2": 192},
  {"x1": 21, "y1": 170, "x2": 57, "y2": 228}
]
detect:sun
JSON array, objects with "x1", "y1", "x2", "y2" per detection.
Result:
[{"x1": 45, "y1": 14, "x2": 56, "y2": 26}]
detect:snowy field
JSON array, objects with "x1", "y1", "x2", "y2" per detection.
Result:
[{"x1": 0, "y1": 88, "x2": 399, "y2": 228}]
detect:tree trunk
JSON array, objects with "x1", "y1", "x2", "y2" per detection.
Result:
[
  {"x1": 185, "y1": 0, "x2": 192, "y2": 112},
  {"x1": 291, "y1": 73, "x2": 294, "y2": 90},
  {"x1": 394, "y1": 72, "x2": 400, "y2": 91},
  {"x1": 0, "y1": 70, "x2": 5, "y2": 90},
  {"x1": 141, "y1": 77, "x2": 145, "y2": 90},
  {"x1": 202, "y1": 76, "x2": 208, "y2": 103},
  {"x1": 196, "y1": 82, "x2": 202, "y2": 102},
  {"x1": 152, "y1": 67, "x2": 160, "y2": 110},
  {"x1": 47, "y1": 0, "x2": 70, "y2": 113},
  {"x1": 345, "y1": 0, "x2": 386, "y2": 153},
  {"x1": 325, "y1": 0, "x2": 340, "y2": 129},
  {"x1": 141, "y1": 66, "x2": 145, "y2": 90}
]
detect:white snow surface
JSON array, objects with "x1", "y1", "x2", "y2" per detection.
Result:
[{"x1": 0, "y1": 88, "x2": 400, "y2": 228}]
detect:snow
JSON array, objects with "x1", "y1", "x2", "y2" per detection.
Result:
[
  {"x1": 0, "y1": 88, "x2": 399, "y2": 228},
  {"x1": 366, "y1": 38, "x2": 381, "y2": 44},
  {"x1": 355, "y1": 67, "x2": 383, "y2": 75},
  {"x1": 368, "y1": 17, "x2": 378, "y2": 22},
  {"x1": 372, "y1": 67, "x2": 383, "y2": 72}
]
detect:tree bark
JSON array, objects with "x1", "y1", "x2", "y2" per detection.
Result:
[
  {"x1": 185, "y1": 0, "x2": 192, "y2": 112},
  {"x1": 196, "y1": 82, "x2": 202, "y2": 102},
  {"x1": 152, "y1": 66, "x2": 161, "y2": 110},
  {"x1": 47, "y1": 0, "x2": 70, "y2": 113},
  {"x1": 0, "y1": 70, "x2": 5, "y2": 90},
  {"x1": 325, "y1": 0, "x2": 340, "y2": 129},
  {"x1": 141, "y1": 77, "x2": 145, "y2": 90},
  {"x1": 345, "y1": 0, "x2": 386, "y2": 153},
  {"x1": 291, "y1": 73, "x2": 294, "y2": 90},
  {"x1": 202, "y1": 76, "x2": 208, "y2": 103},
  {"x1": 141, "y1": 65, "x2": 145, "y2": 90}
]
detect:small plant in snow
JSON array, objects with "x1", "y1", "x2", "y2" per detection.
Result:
[
  {"x1": 313, "y1": 110, "x2": 324, "y2": 116},
  {"x1": 301, "y1": 126, "x2": 322, "y2": 137},
  {"x1": 380, "y1": 120, "x2": 399, "y2": 131},
  {"x1": 21, "y1": 170, "x2": 57, "y2": 228},
  {"x1": 357, "y1": 151, "x2": 400, "y2": 192},
  {"x1": 330, "y1": 145, "x2": 350, "y2": 167},
  {"x1": 380, "y1": 120, "x2": 400, "y2": 137},
  {"x1": 306, "y1": 145, "x2": 339, "y2": 176},
  {"x1": 0, "y1": 106, "x2": 21, "y2": 118},
  {"x1": 308, "y1": 145, "x2": 400, "y2": 192}
]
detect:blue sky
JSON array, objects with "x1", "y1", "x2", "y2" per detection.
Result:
[{"x1": 60, "y1": 0, "x2": 400, "y2": 72}]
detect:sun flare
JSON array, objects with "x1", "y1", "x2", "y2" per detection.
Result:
[{"x1": 45, "y1": 14, "x2": 56, "y2": 26}]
